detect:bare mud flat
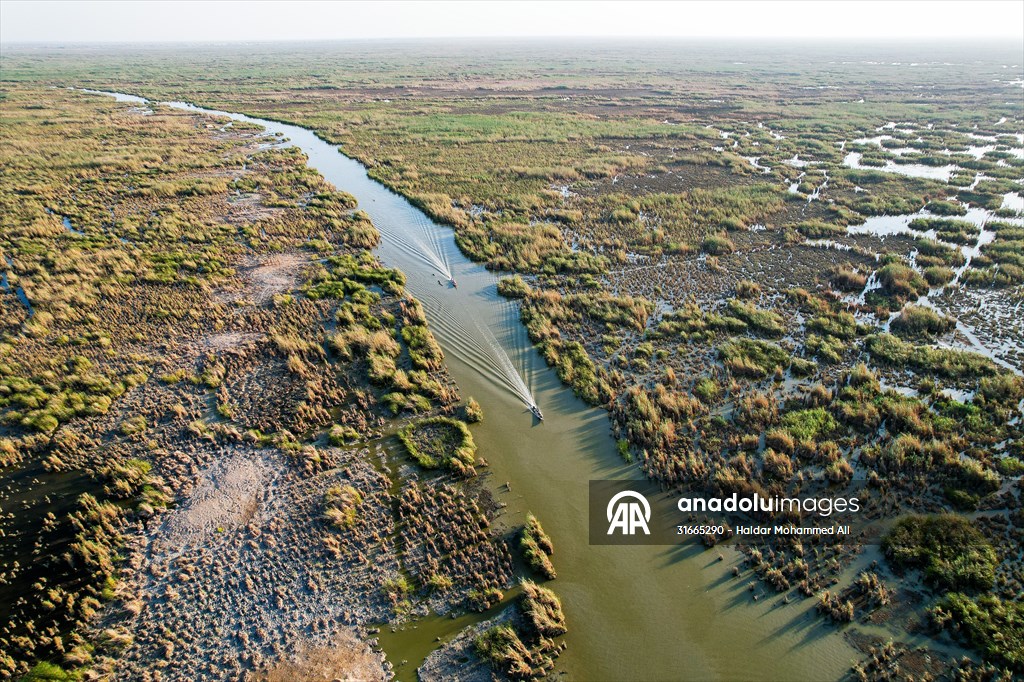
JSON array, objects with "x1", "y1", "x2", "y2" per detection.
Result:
[
  {"x1": 249, "y1": 253, "x2": 307, "y2": 303},
  {"x1": 214, "y1": 252, "x2": 308, "y2": 305},
  {"x1": 202, "y1": 331, "x2": 262, "y2": 352},
  {"x1": 107, "y1": 445, "x2": 398, "y2": 681},
  {"x1": 224, "y1": 193, "x2": 283, "y2": 226},
  {"x1": 262, "y1": 630, "x2": 387, "y2": 682},
  {"x1": 153, "y1": 452, "x2": 274, "y2": 550}
]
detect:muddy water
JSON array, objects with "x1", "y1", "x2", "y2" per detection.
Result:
[{"x1": 85, "y1": 91, "x2": 855, "y2": 681}]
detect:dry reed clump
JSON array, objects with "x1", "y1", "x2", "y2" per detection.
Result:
[
  {"x1": 519, "y1": 513, "x2": 556, "y2": 580},
  {"x1": 474, "y1": 581, "x2": 567, "y2": 679},
  {"x1": 397, "y1": 481, "x2": 514, "y2": 612}
]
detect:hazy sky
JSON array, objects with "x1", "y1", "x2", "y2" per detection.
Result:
[{"x1": 2, "y1": 1, "x2": 1022, "y2": 43}]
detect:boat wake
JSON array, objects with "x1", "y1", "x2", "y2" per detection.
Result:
[
  {"x1": 416, "y1": 291, "x2": 538, "y2": 412},
  {"x1": 382, "y1": 214, "x2": 452, "y2": 282}
]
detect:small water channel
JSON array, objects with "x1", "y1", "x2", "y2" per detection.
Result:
[
  {"x1": 2, "y1": 252, "x2": 33, "y2": 316},
  {"x1": 81, "y1": 89, "x2": 857, "y2": 681},
  {"x1": 842, "y1": 151, "x2": 959, "y2": 181},
  {"x1": 842, "y1": 204, "x2": 1024, "y2": 374}
]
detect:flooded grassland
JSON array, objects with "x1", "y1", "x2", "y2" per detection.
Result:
[{"x1": 1, "y1": 41, "x2": 1023, "y2": 681}]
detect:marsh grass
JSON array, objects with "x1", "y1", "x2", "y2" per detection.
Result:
[{"x1": 397, "y1": 416, "x2": 477, "y2": 475}]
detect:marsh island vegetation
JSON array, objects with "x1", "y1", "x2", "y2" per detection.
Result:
[{"x1": 1, "y1": 38, "x2": 1023, "y2": 680}]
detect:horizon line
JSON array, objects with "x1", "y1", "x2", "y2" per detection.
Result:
[{"x1": 4, "y1": 35, "x2": 1023, "y2": 46}]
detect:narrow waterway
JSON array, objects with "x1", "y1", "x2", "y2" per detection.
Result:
[{"x1": 84, "y1": 90, "x2": 856, "y2": 681}]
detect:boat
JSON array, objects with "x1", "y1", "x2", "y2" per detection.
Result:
[
  {"x1": 530, "y1": 404, "x2": 544, "y2": 421},
  {"x1": 450, "y1": 276, "x2": 458, "y2": 288}
]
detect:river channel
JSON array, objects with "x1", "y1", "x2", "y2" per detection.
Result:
[{"x1": 85, "y1": 89, "x2": 855, "y2": 681}]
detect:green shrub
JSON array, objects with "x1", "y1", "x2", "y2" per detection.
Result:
[
  {"x1": 719, "y1": 338, "x2": 789, "y2": 378},
  {"x1": 925, "y1": 200, "x2": 967, "y2": 217},
  {"x1": 475, "y1": 625, "x2": 532, "y2": 678},
  {"x1": 796, "y1": 220, "x2": 845, "y2": 239},
  {"x1": 890, "y1": 305, "x2": 955, "y2": 339},
  {"x1": 616, "y1": 437, "x2": 632, "y2": 462},
  {"x1": 977, "y1": 374, "x2": 1024, "y2": 405},
  {"x1": 382, "y1": 575, "x2": 412, "y2": 600},
  {"x1": 119, "y1": 415, "x2": 147, "y2": 436},
  {"x1": 882, "y1": 514, "x2": 997, "y2": 591},
  {"x1": 869, "y1": 262, "x2": 928, "y2": 308},
  {"x1": 553, "y1": 341, "x2": 601, "y2": 404},
  {"x1": 702, "y1": 232, "x2": 735, "y2": 255},
  {"x1": 158, "y1": 368, "x2": 188, "y2": 384},
  {"x1": 866, "y1": 333, "x2": 997, "y2": 378},
  {"x1": 909, "y1": 217, "x2": 979, "y2": 245},
  {"x1": 736, "y1": 279, "x2": 761, "y2": 299},
  {"x1": 933, "y1": 594, "x2": 1023, "y2": 672},
  {"x1": 923, "y1": 266, "x2": 954, "y2": 286},
  {"x1": 426, "y1": 573, "x2": 453, "y2": 592},
  {"x1": 497, "y1": 275, "x2": 532, "y2": 299},
  {"x1": 807, "y1": 311, "x2": 857, "y2": 340},
  {"x1": 782, "y1": 407, "x2": 837, "y2": 441},
  {"x1": 22, "y1": 662, "x2": 77, "y2": 681},
  {"x1": 327, "y1": 424, "x2": 361, "y2": 446},
  {"x1": 520, "y1": 580, "x2": 567, "y2": 638},
  {"x1": 790, "y1": 356, "x2": 815, "y2": 376},
  {"x1": 831, "y1": 265, "x2": 867, "y2": 292},
  {"x1": 467, "y1": 586, "x2": 504, "y2": 612},
  {"x1": 402, "y1": 324, "x2": 444, "y2": 371},
  {"x1": 693, "y1": 377, "x2": 720, "y2": 403},
  {"x1": 995, "y1": 456, "x2": 1024, "y2": 476},
  {"x1": 806, "y1": 333, "x2": 846, "y2": 363},
  {"x1": 323, "y1": 485, "x2": 363, "y2": 529},
  {"x1": 726, "y1": 299, "x2": 785, "y2": 337}
]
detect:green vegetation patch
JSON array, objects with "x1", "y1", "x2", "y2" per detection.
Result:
[
  {"x1": 865, "y1": 261, "x2": 929, "y2": 310},
  {"x1": 932, "y1": 594, "x2": 1024, "y2": 673},
  {"x1": 305, "y1": 251, "x2": 405, "y2": 299},
  {"x1": 463, "y1": 396, "x2": 484, "y2": 423},
  {"x1": 726, "y1": 299, "x2": 786, "y2": 338},
  {"x1": 21, "y1": 662, "x2": 81, "y2": 681},
  {"x1": 796, "y1": 220, "x2": 846, "y2": 239},
  {"x1": 719, "y1": 338, "x2": 790, "y2": 378},
  {"x1": 964, "y1": 220, "x2": 1024, "y2": 287},
  {"x1": 497, "y1": 275, "x2": 532, "y2": 299},
  {"x1": 781, "y1": 407, "x2": 837, "y2": 442},
  {"x1": 889, "y1": 305, "x2": 955, "y2": 339},
  {"x1": 865, "y1": 333, "x2": 997, "y2": 378},
  {"x1": 908, "y1": 217, "x2": 980, "y2": 245},
  {"x1": 915, "y1": 238, "x2": 965, "y2": 269},
  {"x1": 520, "y1": 580, "x2": 567, "y2": 638},
  {"x1": 476, "y1": 624, "x2": 535, "y2": 679},
  {"x1": 397, "y1": 416, "x2": 477, "y2": 475},
  {"x1": 323, "y1": 484, "x2": 363, "y2": 529},
  {"x1": 882, "y1": 514, "x2": 997, "y2": 591},
  {"x1": 924, "y1": 199, "x2": 967, "y2": 216},
  {"x1": 474, "y1": 580, "x2": 567, "y2": 679}
]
